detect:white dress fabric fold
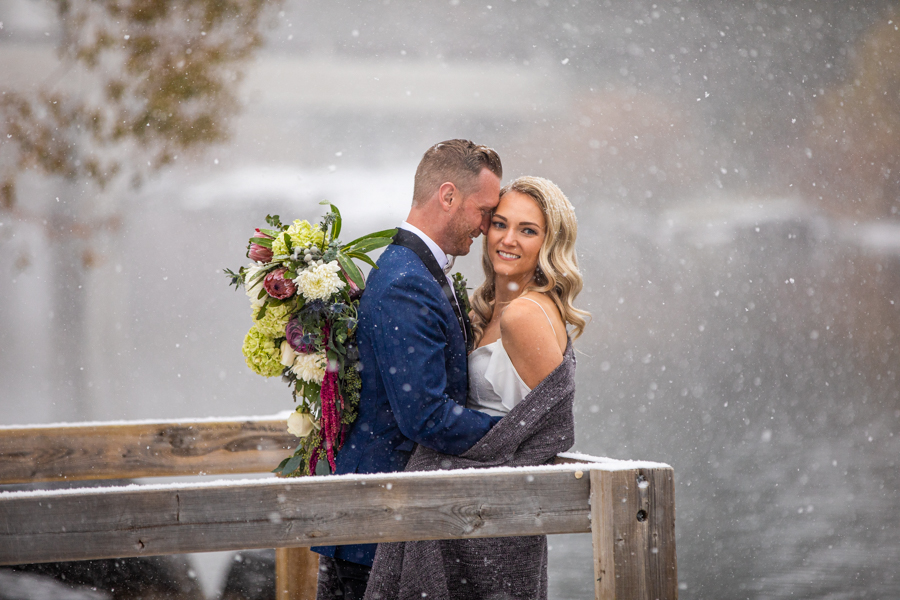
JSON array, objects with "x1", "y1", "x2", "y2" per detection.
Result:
[{"x1": 466, "y1": 340, "x2": 532, "y2": 416}]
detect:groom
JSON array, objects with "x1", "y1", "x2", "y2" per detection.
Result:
[{"x1": 312, "y1": 140, "x2": 504, "y2": 599}]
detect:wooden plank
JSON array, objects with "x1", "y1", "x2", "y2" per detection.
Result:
[
  {"x1": 0, "y1": 466, "x2": 593, "y2": 565},
  {"x1": 591, "y1": 467, "x2": 678, "y2": 600},
  {"x1": 0, "y1": 419, "x2": 295, "y2": 484},
  {"x1": 590, "y1": 469, "x2": 616, "y2": 600},
  {"x1": 275, "y1": 547, "x2": 319, "y2": 600}
]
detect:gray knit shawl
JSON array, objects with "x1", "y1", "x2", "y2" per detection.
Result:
[{"x1": 364, "y1": 341, "x2": 576, "y2": 600}]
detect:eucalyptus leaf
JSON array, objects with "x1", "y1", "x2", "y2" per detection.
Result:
[
  {"x1": 283, "y1": 454, "x2": 304, "y2": 475},
  {"x1": 273, "y1": 456, "x2": 291, "y2": 473}
]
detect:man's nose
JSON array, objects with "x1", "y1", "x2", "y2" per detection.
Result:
[{"x1": 480, "y1": 213, "x2": 491, "y2": 235}]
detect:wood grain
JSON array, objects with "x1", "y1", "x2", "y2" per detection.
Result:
[
  {"x1": 598, "y1": 467, "x2": 678, "y2": 600},
  {"x1": 591, "y1": 469, "x2": 617, "y2": 600},
  {"x1": 275, "y1": 547, "x2": 319, "y2": 600},
  {"x1": 0, "y1": 419, "x2": 295, "y2": 484},
  {"x1": 0, "y1": 466, "x2": 593, "y2": 565}
]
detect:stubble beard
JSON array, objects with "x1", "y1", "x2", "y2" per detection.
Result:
[{"x1": 445, "y1": 209, "x2": 475, "y2": 257}]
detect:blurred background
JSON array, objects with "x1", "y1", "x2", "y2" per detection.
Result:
[{"x1": 1, "y1": 0, "x2": 899, "y2": 598}]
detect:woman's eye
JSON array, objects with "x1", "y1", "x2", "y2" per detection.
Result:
[
  {"x1": 492, "y1": 221, "x2": 505, "y2": 229},
  {"x1": 523, "y1": 227, "x2": 537, "y2": 235}
]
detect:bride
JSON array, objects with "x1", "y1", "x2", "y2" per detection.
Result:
[{"x1": 364, "y1": 176, "x2": 590, "y2": 600}]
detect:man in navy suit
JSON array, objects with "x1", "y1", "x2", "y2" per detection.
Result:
[{"x1": 312, "y1": 140, "x2": 503, "y2": 599}]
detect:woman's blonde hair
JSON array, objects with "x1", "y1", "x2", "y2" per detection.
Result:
[{"x1": 470, "y1": 176, "x2": 590, "y2": 344}]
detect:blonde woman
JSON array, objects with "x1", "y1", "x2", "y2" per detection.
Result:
[
  {"x1": 365, "y1": 177, "x2": 589, "y2": 600},
  {"x1": 466, "y1": 175, "x2": 589, "y2": 415}
]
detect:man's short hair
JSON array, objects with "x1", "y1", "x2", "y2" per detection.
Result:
[{"x1": 412, "y1": 139, "x2": 502, "y2": 206}]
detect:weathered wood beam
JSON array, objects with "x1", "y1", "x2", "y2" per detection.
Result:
[
  {"x1": 275, "y1": 547, "x2": 319, "y2": 600},
  {"x1": 591, "y1": 467, "x2": 678, "y2": 600},
  {"x1": 0, "y1": 418, "x2": 295, "y2": 484},
  {"x1": 0, "y1": 465, "x2": 597, "y2": 565}
]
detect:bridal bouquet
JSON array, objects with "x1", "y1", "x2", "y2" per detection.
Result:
[{"x1": 225, "y1": 202, "x2": 395, "y2": 476}]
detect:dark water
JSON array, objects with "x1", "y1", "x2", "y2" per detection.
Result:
[{"x1": 547, "y1": 202, "x2": 900, "y2": 599}]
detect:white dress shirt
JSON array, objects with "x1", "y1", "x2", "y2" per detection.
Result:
[{"x1": 398, "y1": 221, "x2": 458, "y2": 299}]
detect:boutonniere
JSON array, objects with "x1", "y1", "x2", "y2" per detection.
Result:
[{"x1": 451, "y1": 272, "x2": 472, "y2": 316}]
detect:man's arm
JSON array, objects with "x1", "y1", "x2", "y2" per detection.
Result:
[{"x1": 369, "y1": 273, "x2": 497, "y2": 455}]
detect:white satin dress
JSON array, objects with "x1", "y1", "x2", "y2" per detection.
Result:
[{"x1": 467, "y1": 297, "x2": 558, "y2": 417}]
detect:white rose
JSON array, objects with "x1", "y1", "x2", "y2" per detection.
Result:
[
  {"x1": 287, "y1": 411, "x2": 317, "y2": 438},
  {"x1": 245, "y1": 264, "x2": 266, "y2": 306},
  {"x1": 279, "y1": 340, "x2": 297, "y2": 368}
]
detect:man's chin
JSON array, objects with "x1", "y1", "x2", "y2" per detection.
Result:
[{"x1": 455, "y1": 237, "x2": 476, "y2": 256}]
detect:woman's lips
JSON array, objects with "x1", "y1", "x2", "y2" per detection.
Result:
[{"x1": 497, "y1": 250, "x2": 520, "y2": 260}]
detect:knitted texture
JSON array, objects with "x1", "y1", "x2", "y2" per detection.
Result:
[{"x1": 363, "y1": 341, "x2": 576, "y2": 600}]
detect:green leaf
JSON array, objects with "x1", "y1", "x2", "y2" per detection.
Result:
[
  {"x1": 256, "y1": 303, "x2": 268, "y2": 320},
  {"x1": 284, "y1": 234, "x2": 293, "y2": 253},
  {"x1": 285, "y1": 270, "x2": 297, "y2": 279},
  {"x1": 257, "y1": 287, "x2": 267, "y2": 300},
  {"x1": 330, "y1": 204, "x2": 342, "y2": 241},
  {"x1": 342, "y1": 228, "x2": 397, "y2": 250},
  {"x1": 345, "y1": 235, "x2": 394, "y2": 255},
  {"x1": 283, "y1": 453, "x2": 304, "y2": 476},
  {"x1": 337, "y1": 253, "x2": 365, "y2": 289},
  {"x1": 265, "y1": 215, "x2": 285, "y2": 230},
  {"x1": 272, "y1": 456, "x2": 291, "y2": 474},
  {"x1": 249, "y1": 236, "x2": 273, "y2": 249},
  {"x1": 346, "y1": 251, "x2": 378, "y2": 269},
  {"x1": 259, "y1": 228, "x2": 282, "y2": 238}
]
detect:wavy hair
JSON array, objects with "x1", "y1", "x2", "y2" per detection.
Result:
[{"x1": 470, "y1": 176, "x2": 590, "y2": 344}]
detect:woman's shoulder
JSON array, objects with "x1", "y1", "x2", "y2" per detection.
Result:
[
  {"x1": 500, "y1": 292, "x2": 563, "y2": 337},
  {"x1": 502, "y1": 291, "x2": 561, "y2": 320}
]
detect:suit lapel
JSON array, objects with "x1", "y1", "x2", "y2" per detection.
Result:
[{"x1": 392, "y1": 229, "x2": 471, "y2": 351}]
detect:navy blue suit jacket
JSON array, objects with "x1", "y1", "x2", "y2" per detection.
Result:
[{"x1": 312, "y1": 243, "x2": 498, "y2": 566}]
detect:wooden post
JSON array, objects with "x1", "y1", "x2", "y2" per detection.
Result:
[
  {"x1": 590, "y1": 467, "x2": 678, "y2": 600},
  {"x1": 275, "y1": 547, "x2": 319, "y2": 600}
]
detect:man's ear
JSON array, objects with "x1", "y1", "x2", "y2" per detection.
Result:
[{"x1": 437, "y1": 182, "x2": 457, "y2": 212}]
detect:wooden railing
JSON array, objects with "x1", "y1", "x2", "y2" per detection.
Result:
[{"x1": 0, "y1": 416, "x2": 678, "y2": 599}]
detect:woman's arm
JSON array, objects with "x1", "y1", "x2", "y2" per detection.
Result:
[{"x1": 499, "y1": 295, "x2": 566, "y2": 389}]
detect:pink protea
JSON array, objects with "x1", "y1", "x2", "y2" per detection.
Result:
[
  {"x1": 248, "y1": 229, "x2": 274, "y2": 263},
  {"x1": 263, "y1": 268, "x2": 296, "y2": 299}
]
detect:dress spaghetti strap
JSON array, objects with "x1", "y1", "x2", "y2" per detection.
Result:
[{"x1": 519, "y1": 296, "x2": 557, "y2": 337}]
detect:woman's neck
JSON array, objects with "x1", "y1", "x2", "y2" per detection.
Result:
[{"x1": 493, "y1": 272, "x2": 535, "y2": 307}]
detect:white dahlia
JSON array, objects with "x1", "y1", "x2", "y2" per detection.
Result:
[
  {"x1": 291, "y1": 351, "x2": 327, "y2": 384},
  {"x1": 294, "y1": 261, "x2": 345, "y2": 301}
]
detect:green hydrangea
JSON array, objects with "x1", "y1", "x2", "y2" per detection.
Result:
[
  {"x1": 242, "y1": 325, "x2": 283, "y2": 378},
  {"x1": 252, "y1": 302, "x2": 294, "y2": 338},
  {"x1": 271, "y1": 219, "x2": 325, "y2": 256}
]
